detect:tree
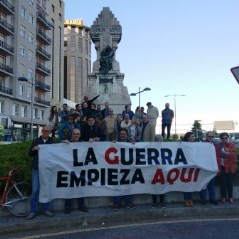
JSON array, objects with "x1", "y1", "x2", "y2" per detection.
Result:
[{"x1": 191, "y1": 120, "x2": 203, "y2": 141}]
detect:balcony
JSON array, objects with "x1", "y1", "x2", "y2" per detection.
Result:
[
  {"x1": 36, "y1": 63, "x2": 51, "y2": 75},
  {"x1": 0, "y1": 63, "x2": 13, "y2": 76},
  {"x1": 36, "y1": 46, "x2": 51, "y2": 60},
  {"x1": 0, "y1": 39, "x2": 14, "y2": 55},
  {"x1": 0, "y1": 84, "x2": 12, "y2": 95},
  {"x1": 36, "y1": 29, "x2": 51, "y2": 45},
  {"x1": 37, "y1": 12, "x2": 52, "y2": 30},
  {"x1": 35, "y1": 97, "x2": 50, "y2": 106},
  {"x1": 0, "y1": 0, "x2": 15, "y2": 15},
  {"x1": 0, "y1": 18, "x2": 14, "y2": 35},
  {"x1": 35, "y1": 80, "x2": 51, "y2": 92}
]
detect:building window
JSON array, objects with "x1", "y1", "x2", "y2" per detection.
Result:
[
  {"x1": 52, "y1": 4, "x2": 55, "y2": 12},
  {"x1": 0, "y1": 100, "x2": 4, "y2": 113},
  {"x1": 28, "y1": 32, "x2": 34, "y2": 44},
  {"x1": 19, "y1": 64, "x2": 25, "y2": 77},
  {"x1": 20, "y1": 25, "x2": 26, "y2": 38},
  {"x1": 59, "y1": 0, "x2": 62, "y2": 8},
  {"x1": 20, "y1": 5, "x2": 27, "y2": 18},
  {"x1": 39, "y1": 110, "x2": 44, "y2": 120},
  {"x1": 19, "y1": 84, "x2": 25, "y2": 96},
  {"x1": 12, "y1": 104, "x2": 19, "y2": 116},
  {"x1": 29, "y1": 14, "x2": 34, "y2": 25},
  {"x1": 19, "y1": 44, "x2": 26, "y2": 57},
  {"x1": 33, "y1": 108, "x2": 38, "y2": 119},
  {"x1": 29, "y1": 0, "x2": 35, "y2": 6},
  {"x1": 28, "y1": 49, "x2": 33, "y2": 61},
  {"x1": 27, "y1": 68, "x2": 33, "y2": 80},
  {"x1": 21, "y1": 106, "x2": 27, "y2": 117},
  {"x1": 59, "y1": 13, "x2": 62, "y2": 21}
]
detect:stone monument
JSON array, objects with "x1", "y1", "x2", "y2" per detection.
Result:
[{"x1": 87, "y1": 7, "x2": 131, "y2": 113}]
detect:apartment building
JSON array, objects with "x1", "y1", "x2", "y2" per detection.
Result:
[
  {"x1": 64, "y1": 19, "x2": 91, "y2": 104},
  {"x1": 0, "y1": 0, "x2": 64, "y2": 140}
]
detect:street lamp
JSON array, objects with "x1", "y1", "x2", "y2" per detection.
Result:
[
  {"x1": 130, "y1": 87, "x2": 151, "y2": 107},
  {"x1": 18, "y1": 77, "x2": 34, "y2": 140},
  {"x1": 164, "y1": 94, "x2": 186, "y2": 137}
]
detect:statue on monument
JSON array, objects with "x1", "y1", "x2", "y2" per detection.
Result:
[{"x1": 99, "y1": 46, "x2": 114, "y2": 74}]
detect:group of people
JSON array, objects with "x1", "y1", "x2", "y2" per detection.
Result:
[{"x1": 26, "y1": 97, "x2": 237, "y2": 219}]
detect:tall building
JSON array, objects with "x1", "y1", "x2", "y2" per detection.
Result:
[
  {"x1": 64, "y1": 19, "x2": 91, "y2": 104},
  {"x1": 0, "y1": 0, "x2": 64, "y2": 140}
]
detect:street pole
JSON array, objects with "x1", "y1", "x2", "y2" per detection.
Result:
[
  {"x1": 30, "y1": 79, "x2": 34, "y2": 140},
  {"x1": 130, "y1": 87, "x2": 151, "y2": 107}
]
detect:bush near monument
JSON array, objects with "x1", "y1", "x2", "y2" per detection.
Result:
[{"x1": 0, "y1": 141, "x2": 32, "y2": 189}]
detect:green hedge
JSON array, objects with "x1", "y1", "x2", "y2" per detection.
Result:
[{"x1": 0, "y1": 141, "x2": 32, "y2": 185}]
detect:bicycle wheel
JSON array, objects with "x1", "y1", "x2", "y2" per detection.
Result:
[{"x1": 6, "y1": 182, "x2": 31, "y2": 217}]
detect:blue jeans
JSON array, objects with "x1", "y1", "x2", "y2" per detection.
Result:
[
  {"x1": 200, "y1": 177, "x2": 216, "y2": 201},
  {"x1": 113, "y1": 195, "x2": 132, "y2": 206},
  {"x1": 30, "y1": 169, "x2": 50, "y2": 212}
]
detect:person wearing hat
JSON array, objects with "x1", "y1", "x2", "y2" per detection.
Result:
[
  {"x1": 57, "y1": 114, "x2": 76, "y2": 141},
  {"x1": 146, "y1": 102, "x2": 159, "y2": 138}
]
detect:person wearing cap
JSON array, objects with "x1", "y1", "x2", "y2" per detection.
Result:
[
  {"x1": 146, "y1": 102, "x2": 159, "y2": 139},
  {"x1": 57, "y1": 114, "x2": 76, "y2": 141},
  {"x1": 161, "y1": 103, "x2": 174, "y2": 139},
  {"x1": 217, "y1": 132, "x2": 237, "y2": 204},
  {"x1": 83, "y1": 95, "x2": 100, "y2": 109}
]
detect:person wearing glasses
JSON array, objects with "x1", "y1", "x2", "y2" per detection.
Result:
[
  {"x1": 217, "y1": 132, "x2": 237, "y2": 204},
  {"x1": 200, "y1": 131, "x2": 220, "y2": 205},
  {"x1": 27, "y1": 126, "x2": 55, "y2": 220},
  {"x1": 62, "y1": 128, "x2": 88, "y2": 214}
]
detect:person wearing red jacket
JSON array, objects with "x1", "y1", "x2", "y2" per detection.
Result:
[{"x1": 217, "y1": 132, "x2": 237, "y2": 204}]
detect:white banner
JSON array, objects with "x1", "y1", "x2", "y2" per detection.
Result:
[{"x1": 38, "y1": 142, "x2": 218, "y2": 203}]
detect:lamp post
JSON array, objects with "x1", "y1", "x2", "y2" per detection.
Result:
[
  {"x1": 18, "y1": 77, "x2": 34, "y2": 140},
  {"x1": 164, "y1": 94, "x2": 185, "y2": 137},
  {"x1": 130, "y1": 87, "x2": 151, "y2": 107}
]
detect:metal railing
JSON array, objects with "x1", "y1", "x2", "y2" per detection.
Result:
[
  {"x1": 0, "y1": 63, "x2": 13, "y2": 74},
  {"x1": 36, "y1": 46, "x2": 51, "y2": 59},
  {"x1": 0, "y1": 18, "x2": 14, "y2": 33},
  {"x1": 36, "y1": 29, "x2": 51, "y2": 44},
  {"x1": 34, "y1": 97, "x2": 50, "y2": 106},
  {"x1": 0, "y1": 0, "x2": 15, "y2": 14},
  {"x1": 0, "y1": 39, "x2": 13, "y2": 53},
  {"x1": 36, "y1": 63, "x2": 51, "y2": 75},
  {"x1": 0, "y1": 84, "x2": 12, "y2": 95}
]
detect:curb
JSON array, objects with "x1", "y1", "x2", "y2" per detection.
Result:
[{"x1": 1, "y1": 203, "x2": 239, "y2": 236}]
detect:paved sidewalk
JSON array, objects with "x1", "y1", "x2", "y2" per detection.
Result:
[{"x1": 1, "y1": 201, "x2": 239, "y2": 236}]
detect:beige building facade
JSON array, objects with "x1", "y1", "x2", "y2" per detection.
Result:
[
  {"x1": 64, "y1": 19, "x2": 91, "y2": 104},
  {"x1": 0, "y1": 0, "x2": 64, "y2": 140}
]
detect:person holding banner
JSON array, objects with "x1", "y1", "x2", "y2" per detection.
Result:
[
  {"x1": 27, "y1": 126, "x2": 55, "y2": 220},
  {"x1": 152, "y1": 134, "x2": 166, "y2": 208},
  {"x1": 200, "y1": 131, "x2": 220, "y2": 205},
  {"x1": 217, "y1": 132, "x2": 237, "y2": 204},
  {"x1": 113, "y1": 129, "x2": 136, "y2": 210},
  {"x1": 182, "y1": 131, "x2": 195, "y2": 207},
  {"x1": 62, "y1": 128, "x2": 89, "y2": 214}
]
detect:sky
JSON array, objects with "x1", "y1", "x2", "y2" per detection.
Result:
[{"x1": 64, "y1": 0, "x2": 239, "y2": 133}]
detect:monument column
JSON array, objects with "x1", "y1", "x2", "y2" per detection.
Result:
[{"x1": 86, "y1": 7, "x2": 131, "y2": 114}]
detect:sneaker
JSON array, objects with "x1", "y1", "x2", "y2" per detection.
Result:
[
  {"x1": 113, "y1": 204, "x2": 120, "y2": 211},
  {"x1": 151, "y1": 203, "x2": 158, "y2": 208},
  {"x1": 160, "y1": 203, "x2": 166, "y2": 209},
  {"x1": 221, "y1": 198, "x2": 226, "y2": 204},
  {"x1": 43, "y1": 210, "x2": 54, "y2": 217},
  {"x1": 26, "y1": 212, "x2": 36, "y2": 220},
  {"x1": 210, "y1": 200, "x2": 218, "y2": 205},
  {"x1": 188, "y1": 200, "x2": 194, "y2": 207},
  {"x1": 126, "y1": 204, "x2": 136, "y2": 209},
  {"x1": 78, "y1": 206, "x2": 88, "y2": 212},
  {"x1": 64, "y1": 208, "x2": 71, "y2": 214},
  {"x1": 229, "y1": 198, "x2": 234, "y2": 204}
]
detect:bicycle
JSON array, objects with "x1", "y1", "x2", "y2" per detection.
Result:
[{"x1": 0, "y1": 168, "x2": 31, "y2": 217}]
